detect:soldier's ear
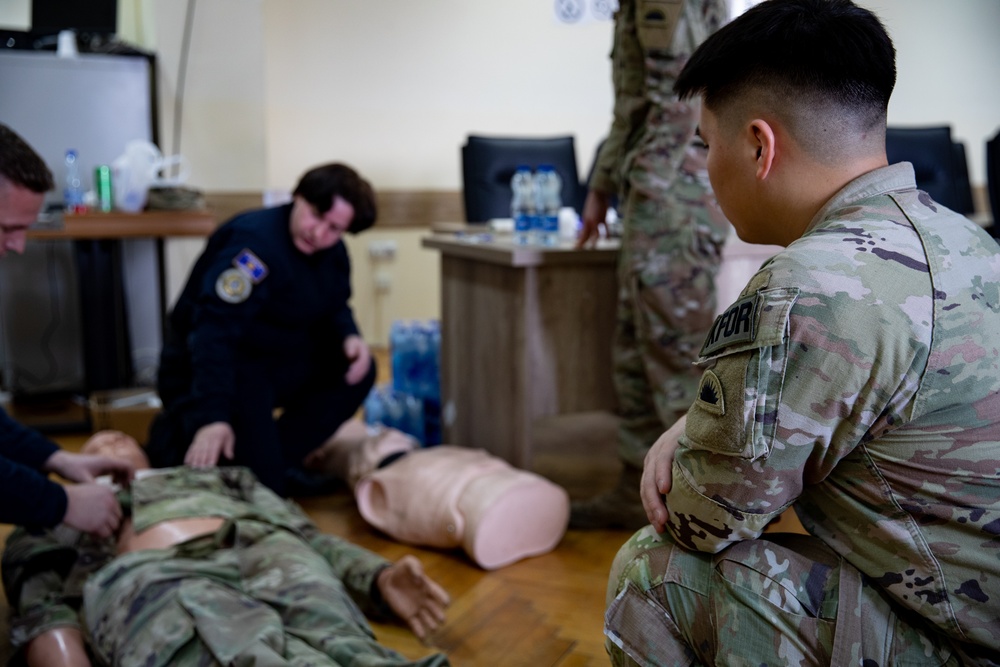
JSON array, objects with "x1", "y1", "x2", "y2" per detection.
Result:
[{"x1": 749, "y1": 119, "x2": 776, "y2": 180}]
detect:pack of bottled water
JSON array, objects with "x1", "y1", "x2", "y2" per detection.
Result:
[
  {"x1": 363, "y1": 383, "x2": 425, "y2": 442},
  {"x1": 510, "y1": 164, "x2": 562, "y2": 246},
  {"x1": 364, "y1": 319, "x2": 442, "y2": 445}
]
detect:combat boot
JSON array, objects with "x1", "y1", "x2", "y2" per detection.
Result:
[{"x1": 569, "y1": 465, "x2": 648, "y2": 530}]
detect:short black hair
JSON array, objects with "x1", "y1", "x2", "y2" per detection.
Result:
[
  {"x1": 0, "y1": 124, "x2": 54, "y2": 193},
  {"x1": 292, "y1": 163, "x2": 377, "y2": 234},
  {"x1": 675, "y1": 0, "x2": 896, "y2": 128}
]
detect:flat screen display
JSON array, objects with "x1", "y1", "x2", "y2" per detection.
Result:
[{"x1": 31, "y1": 0, "x2": 117, "y2": 35}]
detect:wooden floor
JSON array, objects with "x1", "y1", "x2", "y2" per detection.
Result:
[
  {"x1": 0, "y1": 348, "x2": 805, "y2": 666},
  {"x1": 0, "y1": 433, "x2": 627, "y2": 667}
]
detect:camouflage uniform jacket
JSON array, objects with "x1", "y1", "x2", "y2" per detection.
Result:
[
  {"x1": 673, "y1": 162, "x2": 1000, "y2": 655},
  {"x1": 2, "y1": 466, "x2": 393, "y2": 649},
  {"x1": 588, "y1": 0, "x2": 727, "y2": 200}
]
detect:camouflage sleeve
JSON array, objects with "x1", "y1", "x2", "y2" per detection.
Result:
[
  {"x1": 666, "y1": 260, "x2": 928, "y2": 553},
  {"x1": 2, "y1": 526, "x2": 116, "y2": 650},
  {"x1": 589, "y1": 0, "x2": 647, "y2": 196},
  {"x1": 241, "y1": 470, "x2": 393, "y2": 615},
  {"x1": 301, "y1": 529, "x2": 392, "y2": 618}
]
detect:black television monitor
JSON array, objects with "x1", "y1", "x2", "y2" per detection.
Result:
[
  {"x1": 31, "y1": 0, "x2": 117, "y2": 36},
  {"x1": 461, "y1": 135, "x2": 584, "y2": 223}
]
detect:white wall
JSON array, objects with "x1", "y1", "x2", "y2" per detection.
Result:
[
  {"x1": 4, "y1": 0, "x2": 1000, "y2": 347},
  {"x1": 4, "y1": 1, "x2": 998, "y2": 187},
  {"x1": 862, "y1": 0, "x2": 1000, "y2": 186}
]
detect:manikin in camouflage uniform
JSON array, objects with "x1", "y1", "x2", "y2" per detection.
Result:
[
  {"x1": 2, "y1": 431, "x2": 450, "y2": 667},
  {"x1": 571, "y1": 0, "x2": 730, "y2": 529},
  {"x1": 606, "y1": 1, "x2": 1000, "y2": 665}
]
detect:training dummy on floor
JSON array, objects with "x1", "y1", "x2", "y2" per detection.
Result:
[
  {"x1": 2, "y1": 431, "x2": 451, "y2": 667},
  {"x1": 305, "y1": 420, "x2": 570, "y2": 570}
]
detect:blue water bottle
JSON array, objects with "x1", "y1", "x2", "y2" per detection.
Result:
[
  {"x1": 511, "y1": 165, "x2": 534, "y2": 245},
  {"x1": 535, "y1": 164, "x2": 562, "y2": 246},
  {"x1": 64, "y1": 149, "x2": 85, "y2": 214}
]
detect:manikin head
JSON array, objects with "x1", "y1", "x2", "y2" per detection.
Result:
[{"x1": 82, "y1": 430, "x2": 151, "y2": 470}]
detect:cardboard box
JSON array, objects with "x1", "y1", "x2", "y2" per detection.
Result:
[{"x1": 88, "y1": 388, "x2": 162, "y2": 443}]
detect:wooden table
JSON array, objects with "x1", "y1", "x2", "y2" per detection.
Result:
[
  {"x1": 25, "y1": 210, "x2": 217, "y2": 391},
  {"x1": 422, "y1": 231, "x2": 620, "y2": 467}
]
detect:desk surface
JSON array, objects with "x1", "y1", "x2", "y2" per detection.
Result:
[
  {"x1": 27, "y1": 209, "x2": 218, "y2": 240},
  {"x1": 422, "y1": 228, "x2": 619, "y2": 268}
]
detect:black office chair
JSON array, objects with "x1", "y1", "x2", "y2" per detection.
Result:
[
  {"x1": 461, "y1": 135, "x2": 585, "y2": 223},
  {"x1": 885, "y1": 126, "x2": 975, "y2": 214},
  {"x1": 987, "y1": 129, "x2": 1000, "y2": 238}
]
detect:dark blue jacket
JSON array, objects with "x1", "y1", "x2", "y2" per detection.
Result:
[
  {"x1": 0, "y1": 408, "x2": 65, "y2": 528},
  {"x1": 158, "y1": 204, "x2": 360, "y2": 436}
]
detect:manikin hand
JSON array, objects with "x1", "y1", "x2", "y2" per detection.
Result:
[
  {"x1": 343, "y1": 334, "x2": 372, "y2": 385},
  {"x1": 575, "y1": 190, "x2": 610, "y2": 248},
  {"x1": 25, "y1": 626, "x2": 91, "y2": 667},
  {"x1": 640, "y1": 414, "x2": 688, "y2": 533},
  {"x1": 184, "y1": 421, "x2": 235, "y2": 468},
  {"x1": 377, "y1": 555, "x2": 451, "y2": 641}
]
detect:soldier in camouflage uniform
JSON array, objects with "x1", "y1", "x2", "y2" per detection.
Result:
[
  {"x1": 571, "y1": 0, "x2": 730, "y2": 529},
  {"x1": 606, "y1": 0, "x2": 1000, "y2": 664},
  {"x1": 3, "y1": 452, "x2": 450, "y2": 666}
]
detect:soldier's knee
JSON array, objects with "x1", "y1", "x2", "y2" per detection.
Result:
[{"x1": 606, "y1": 525, "x2": 673, "y2": 606}]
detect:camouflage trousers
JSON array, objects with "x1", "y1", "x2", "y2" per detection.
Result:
[
  {"x1": 83, "y1": 520, "x2": 448, "y2": 667},
  {"x1": 605, "y1": 526, "x2": 960, "y2": 666},
  {"x1": 614, "y1": 184, "x2": 727, "y2": 468}
]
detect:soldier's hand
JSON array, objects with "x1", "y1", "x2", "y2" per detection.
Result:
[
  {"x1": 641, "y1": 414, "x2": 687, "y2": 533},
  {"x1": 63, "y1": 482, "x2": 122, "y2": 538},
  {"x1": 576, "y1": 190, "x2": 610, "y2": 248},
  {"x1": 377, "y1": 555, "x2": 450, "y2": 641},
  {"x1": 185, "y1": 421, "x2": 235, "y2": 468},
  {"x1": 343, "y1": 335, "x2": 372, "y2": 385}
]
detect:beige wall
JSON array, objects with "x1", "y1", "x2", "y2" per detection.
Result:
[{"x1": 5, "y1": 0, "x2": 1000, "y2": 347}]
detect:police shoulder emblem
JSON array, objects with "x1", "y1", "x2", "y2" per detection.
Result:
[
  {"x1": 234, "y1": 248, "x2": 269, "y2": 284},
  {"x1": 216, "y1": 268, "x2": 251, "y2": 303}
]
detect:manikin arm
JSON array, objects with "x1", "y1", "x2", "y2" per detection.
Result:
[{"x1": 24, "y1": 628, "x2": 90, "y2": 667}]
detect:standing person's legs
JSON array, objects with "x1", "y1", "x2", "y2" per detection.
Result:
[
  {"x1": 571, "y1": 182, "x2": 725, "y2": 529},
  {"x1": 605, "y1": 527, "x2": 959, "y2": 666}
]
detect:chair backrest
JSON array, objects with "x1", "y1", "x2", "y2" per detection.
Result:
[
  {"x1": 987, "y1": 129, "x2": 1000, "y2": 235},
  {"x1": 461, "y1": 135, "x2": 584, "y2": 223},
  {"x1": 885, "y1": 126, "x2": 975, "y2": 214}
]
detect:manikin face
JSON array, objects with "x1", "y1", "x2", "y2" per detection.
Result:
[
  {"x1": 83, "y1": 430, "x2": 151, "y2": 470},
  {"x1": 288, "y1": 195, "x2": 355, "y2": 255},
  {"x1": 0, "y1": 179, "x2": 44, "y2": 258}
]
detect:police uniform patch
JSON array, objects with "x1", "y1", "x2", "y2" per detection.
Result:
[
  {"x1": 700, "y1": 294, "x2": 758, "y2": 357},
  {"x1": 234, "y1": 248, "x2": 269, "y2": 284},
  {"x1": 216, "y1": 268, "x2": 251, "y2": 303},
  {"x1": 695, "y1": 370, "x2": 725, "y2": 415}
]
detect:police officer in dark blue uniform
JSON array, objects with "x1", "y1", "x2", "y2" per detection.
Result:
[{"x1": 147, "y1": 163, "x2": 378, "y2": 495}]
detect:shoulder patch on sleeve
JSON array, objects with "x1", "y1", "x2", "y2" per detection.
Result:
[
  {"x1": 695, "y1": 370, "x2": 725, "y2": 415},
  {"x1": 234, "y1": 248, "x2": 269, "y2": 284},
  {"x1": 216, "y1": 268, "x2": 251, "y2": 303},
  {"x1": 701, "y1": 294, "x2": 758, "y2": 357}
]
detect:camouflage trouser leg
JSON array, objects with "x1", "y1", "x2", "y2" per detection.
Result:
[
  {"x1": 614, "y1": 188, "x2": 725, "y2": 469},
  {"x1": 83, "y1": 525, "x2": 447, "y2": 666},
  {"x1": 604, "y1": 526, "x2": 960, "y2": 666}
]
